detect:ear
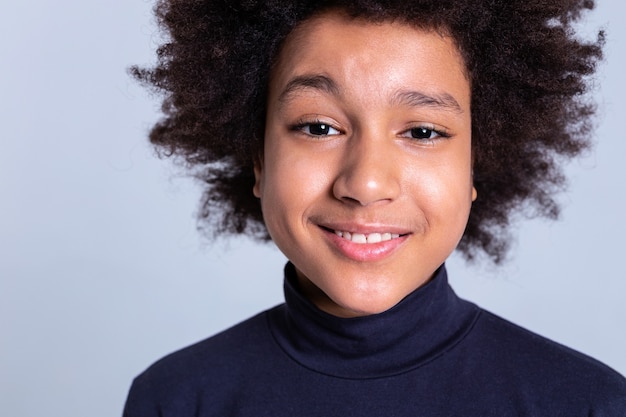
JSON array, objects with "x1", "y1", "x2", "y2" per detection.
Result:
[
  {"x1": 253, "y1": 157, "x2": 263, "y2": 198},
  {"x1": 470, "y1": 163, "x2": 477, "y2": 202}
]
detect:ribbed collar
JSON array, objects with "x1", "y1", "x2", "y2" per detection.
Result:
[{"x1": 268, "y1": 262, "x2": 479, "y2": 379}]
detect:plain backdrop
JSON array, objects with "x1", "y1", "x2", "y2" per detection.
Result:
[{"x1": 0, "y1": 1, "x2": 624, "y2": 416}]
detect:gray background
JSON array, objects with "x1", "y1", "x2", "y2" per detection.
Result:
[{"x1": 1, "y1": 1, "x2": 624, "y2": 416}]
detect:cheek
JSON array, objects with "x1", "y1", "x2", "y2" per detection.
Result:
[
  {"x1": 406, "y1": 150, "x2": 473, "y2": 226},
  {"x1": 260, "y1": 147, "x2": 329, "y2": 226},
  {"x1": 259, "y1": 151, "x2": 334, "y2": 264}
]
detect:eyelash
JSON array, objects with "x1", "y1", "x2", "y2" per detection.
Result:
[
  {"x1": 400, "y1": 125, "x2": 451, "y2": 141},
  {"x1": 290, "y1": 119, "x2": 450, "y2": 141},
  {"x1": 290, "y1": 119, "x2": 342, "y2": 137}
]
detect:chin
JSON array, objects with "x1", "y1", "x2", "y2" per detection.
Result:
[{"x1": 329, "y1": 291, "x2": 404, "y2": 318}]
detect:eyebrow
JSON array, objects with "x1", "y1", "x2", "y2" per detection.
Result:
[
  {"x1": 278, "y1": 74, "x2": 339, "y2": 104},
  {"x1": 277, "y1": 74, "x2": 464, "y2": 113},
  {"x1": 391, "y1": 90, "x2": 463, "y2": 114}
]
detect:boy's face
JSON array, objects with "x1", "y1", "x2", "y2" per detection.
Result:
[{"x1": 255, "y1": 12, "x2": 475, "y2": 317}]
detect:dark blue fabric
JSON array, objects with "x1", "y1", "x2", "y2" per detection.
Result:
[{"x1": 123, "y1": 264, "x2": 626, "y2": 416}]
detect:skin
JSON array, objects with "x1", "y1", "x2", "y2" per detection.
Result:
[{"x1": 254, "y1": 11, "x2": 476, "y2": 318}]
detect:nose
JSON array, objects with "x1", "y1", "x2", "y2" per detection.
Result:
[{"x1": 332, "y1": 131, "x2": 401, "y2": 206}]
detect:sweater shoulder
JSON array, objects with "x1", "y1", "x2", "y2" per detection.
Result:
[
  {"x1": 123, "y1": 305, "x2": 282, "y2": 416},
  {"x1": 469, "y1": 309, "x2": 626, "y2": 407},
  {"x1": 145, "y1": 307, "x2": 275, "y2": 375}
]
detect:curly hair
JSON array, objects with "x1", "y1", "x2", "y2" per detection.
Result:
[{"x1": 132, "y1": 0, "x2": 604, "y2": 263}]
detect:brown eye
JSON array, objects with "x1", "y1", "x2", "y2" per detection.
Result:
[
  {"x1": 410, "y1": 127, "x2": 435, "y2": 139},
  {"x1": 400, "y1": 125, "x2": 450, "y2": 141},
  {"x1": 295, "y1": 122, "x2": 341, "y2": 136},
  {"x1": 308, "y1": 123, "x2": 333, "y2": 135}
]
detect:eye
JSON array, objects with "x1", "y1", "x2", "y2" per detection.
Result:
[
  {"x1": 291, "y1": 120, "x2": 342, "y2": 137},
  {"x1": 400, "y1": 125, "x2": 450, "y2": 141},
  {"x1": 300, "y1": 122, "x2": 341, "y2": 136},
  {"x1": 410, "y1": 127, "x2": 437, "y2": 139}
]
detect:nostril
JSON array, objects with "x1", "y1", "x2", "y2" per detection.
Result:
[{"x1": 339, "y1": 195, "x2": 364, "y2": 205}]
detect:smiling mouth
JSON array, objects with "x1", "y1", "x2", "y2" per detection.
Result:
[{"x1": 333, "y1": 230, "x2": 402, "y2": 244}]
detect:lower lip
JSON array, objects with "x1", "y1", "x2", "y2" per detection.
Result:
[{"x1": 322, "y1": 228, "x2": 408, "y2": 262}]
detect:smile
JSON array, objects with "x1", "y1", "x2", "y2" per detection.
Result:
[{"x1": 334, "y1": 230, "x2": 401, "y2": 244}]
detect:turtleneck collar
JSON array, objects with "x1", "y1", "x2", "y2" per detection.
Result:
[{"x1": 267, "y1": 262, "x2": 479, "y2": 379}]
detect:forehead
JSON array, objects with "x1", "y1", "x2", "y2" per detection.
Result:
[{"x1": 268, "y1": 11, "x2": 470, "y2": 112}]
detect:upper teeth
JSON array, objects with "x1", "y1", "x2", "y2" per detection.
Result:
[{"x1": 334, "y1": 231, "x2": 401, "y2": 244}]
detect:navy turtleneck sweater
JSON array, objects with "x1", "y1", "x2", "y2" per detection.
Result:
[{"x1": 124, "y1": 264, "x2": 626, "y2": 416}]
